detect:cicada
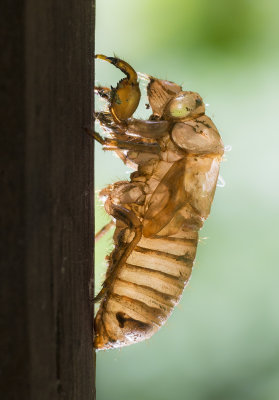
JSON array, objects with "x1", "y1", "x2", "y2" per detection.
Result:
[{"x1": 92, "y1": 54, "x2": 224, "y2": 350}]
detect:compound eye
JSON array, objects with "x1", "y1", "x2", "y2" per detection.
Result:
[
  {"x1": 164, "y1": 92, "x2": 205, "y2": 121},
  {"x1": 170, "y1": 94, "x2": 195, "y2": 118}
]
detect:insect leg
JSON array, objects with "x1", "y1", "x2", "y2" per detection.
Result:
[
  {"x1": 95, "y1": 54, "x2": 141, "y2": 123},
  {"x1": 85, "y1": 127, "x2": 161, "y2": 154},
  {"x1": 95, "y1": 111, "x2": 129, "y2": 140},
  {"x1": 85, "y1": 129, "x2": 104, "y2": 145},
  {"x1": 94, "y1": 204, "x2": 142, "y2": 303},
  {"x1": 95, "y1": 54, "x2": 138, "y2": 85},
  {"x1": 84, "y1": 127, "x2": 129, "y2": 164},
  {"x1": 95, "y1": 112, "x2": 169, "y2": 140},
  {"x1": 95, "y1": 220, "x2": 115, "y2": 242},
  {"x1": 95, "y1": 85, "x2": 111, "y2": 100},
  {"x1": 127, "y1": 119, "x2": 169, "y2": 139},
  {"x1": 103, "y1": 138, "x2": 160, "y2": 154}
]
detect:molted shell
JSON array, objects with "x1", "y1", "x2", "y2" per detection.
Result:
[{"x1": 94, "y1": 56, "x2": 224, "y2": 350}]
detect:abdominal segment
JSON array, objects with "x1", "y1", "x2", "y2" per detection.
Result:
[
  {"x1": 94, "y1": 151, "x2": 221, "y2": 350},
  {"x1": 94, "y1": 225, "x2": 198, "y2": 350}
]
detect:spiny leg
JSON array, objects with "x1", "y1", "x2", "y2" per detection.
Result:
[
  {"x1": 94, "y1": 85, "x2": 111, "y2": 101},
  {"x1": 95, "y1": 59, "x2": 171, "y2": 141},
  {"x1": 95, "y1": 54, "x2": 141, "y2": 123},
  {"x1": 85, "y1": 127, "x2": 161, "y2": 154},
  {"x1": 126, "y1": 119, "x2": 169, "y2": 139},
  {"x1": 103, "y1": 138, "x2": 160, "y2": 154},
  {"x1": 95, "y1": 111, "x2": 128, "y2": 140},
  {"x1": 95, "y1": 55, "x2": 179, "y2": 139},
  {"x1": 86, "y1": 127, "x2": 128, "y2": 165},
  {"x1": 96, "y1": 111, "x2": 170, "y2": 140},
  {"x1": 95, "y1": 220, "x2": 115, "y2": 242},
  {"x1": 95, "y1": 55, "x2": 138, "y2": 87},
  {"x1": 95, "y1": 114, "x2": 171, "y2": 151}
]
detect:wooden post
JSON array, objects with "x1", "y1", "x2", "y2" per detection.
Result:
[{"x1": 0, "y1": 1, "x2": 96, "y2": 399}]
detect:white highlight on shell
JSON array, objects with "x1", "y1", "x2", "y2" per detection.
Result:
[
  {"x1": 217, "y1": 174, "x2": 226, "y2": 188},
  {"x1": 137, "y1": 71, "x2": 151, "y2": 82}
]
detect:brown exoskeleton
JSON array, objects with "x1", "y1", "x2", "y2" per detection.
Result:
[{"x1": 92, "y1": 54, "x2": 224, "y2": 350}]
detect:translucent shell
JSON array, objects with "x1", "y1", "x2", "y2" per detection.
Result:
[
  {"x1": 94, "y1": 55, "x2": 224, "y2": 350},
  {"x1": 147, "y1": 79, "x2": 182, "y2": 118},
  {"x1": 171, "y1": 115, "x2": 224, "y2": 155}
]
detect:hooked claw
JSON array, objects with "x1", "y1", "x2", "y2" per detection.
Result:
[
  {"x1": 95, "y1": 54, "x2": 138, "y2": 84},
  {"x1": 95, "y1": 54, "x2": 141, "y2": 123}
]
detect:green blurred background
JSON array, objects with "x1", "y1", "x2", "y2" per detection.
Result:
[{"x1": 94, "y1": 1, "x2": 279, "y2": 399}]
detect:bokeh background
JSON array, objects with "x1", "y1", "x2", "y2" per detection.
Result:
[{"x1": 94, "y1": 1, "x2": 279, "y2": 399}]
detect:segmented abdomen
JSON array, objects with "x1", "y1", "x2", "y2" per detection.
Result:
[{"x1": 94, "y1": 228, "x2": 198, "y2": 350}]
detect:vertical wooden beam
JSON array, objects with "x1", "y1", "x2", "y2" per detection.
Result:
[{"x1": 0, "y1": 1, "x2": 95, "y2": 399}]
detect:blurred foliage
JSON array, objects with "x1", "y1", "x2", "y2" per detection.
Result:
[
  {"x1": 139, "y1": 0, "x2": 265, "y2": 56},
  {"x1": 94, "y1": 1, "x2": 279, "y2": 399}
]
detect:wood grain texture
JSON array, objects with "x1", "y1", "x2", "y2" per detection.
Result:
[{"x1": 0, "y1": 1, "x2": 95, "y2": 398}]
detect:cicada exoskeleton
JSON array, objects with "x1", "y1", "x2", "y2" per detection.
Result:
[{"x1": 92, "y1": 55, "x2": 224, "y2": 350}]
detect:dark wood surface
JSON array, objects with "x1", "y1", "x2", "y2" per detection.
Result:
[{"x1": 0, "y1": 1, "x2": 95, "y2": 399}]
